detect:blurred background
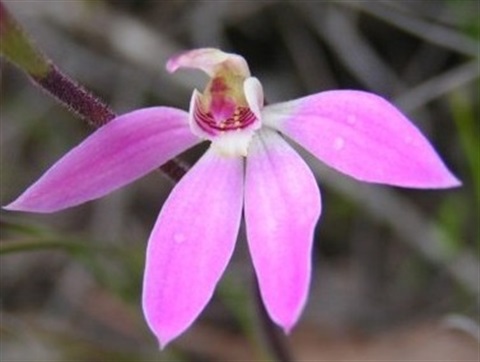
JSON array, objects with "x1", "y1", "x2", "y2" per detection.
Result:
[{"x1": 1, "y1": 1, "x2": 478, "y2": 361}]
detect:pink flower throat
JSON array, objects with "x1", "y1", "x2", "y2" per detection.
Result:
[
  {"x1": 194, "y1": 102, "x2": 257, "y2": 135},
  {"x1": 193, "y1": 76, "x2": 257, "y2": 136}
]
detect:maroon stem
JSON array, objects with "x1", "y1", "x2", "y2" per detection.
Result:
[
  {"x1": 253, "y1": 275, "x2": 294, "y2": 362},
  {"x1": 33, "y1": 63, "x2": 115, "y2": 127}
]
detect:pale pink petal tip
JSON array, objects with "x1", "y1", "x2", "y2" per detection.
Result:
[
  {"x1": 3, "y1": 199, "x2": 33, "y2": 212},
  {"x1": 156, "y1": 335, "x2": 172, "y2": 351},
  {"x1": 166, "y1": 48, "x2": 250, "y2": 77},
  {"x1": 165, "y1": 54, "x2": 183, "y2": 74},
  {"x1": 149, "y1": 322, "x2": 184, "y2": 350},
  {"x1": 444, "y1": 174, "x2": 462, "y2": 187},
  {"x1": 282, "y1": 323, "x2": 294, "y2": 335},
  {"x1": 165, "y1": 48, "x2": 223, "y2": 74}
]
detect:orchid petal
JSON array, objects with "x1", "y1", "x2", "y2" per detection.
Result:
[
  {"x1": 245, "y1": 130, "x2": 321, "y2": 332},
  {"x1": 188, "y1": 89, "x2": 208, "y2": 139},
  {"x1": 244, "y1": 77, "x2": 264, "y2": 123},
  {"x1": 142, "y1": 148, "x2": 244, "y2": 348},
  {"x1": 166, "y1": 48, "x2": 250, "y2": 78},
  {"x1": 264, "y1": 90, "x2": 461, "y2": 188},
  {"x1": 5, "y1": 107, "x2": 199, "y2": 213}
]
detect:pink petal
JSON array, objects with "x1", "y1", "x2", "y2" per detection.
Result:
[
  {"x1": 245, "y1": 130, "x2": 321, "y2": 332},
  {"x1": 142, "y1": 148, "x2": 244, "y2": 348},
  {"x1": 5, "y1": 107, "x2": 199, "y2": 212},
  {"x1": 264, "y1": 90, "x2": 461, "y2": 188}
]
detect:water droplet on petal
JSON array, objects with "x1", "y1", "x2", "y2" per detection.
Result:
[
  {"x1": 347, "y1": 115, "x2": 357, "y2": 125},
  {"x1": 174, "y1": 233, "x2": 186, "y2": 244},
  {"x1": 333, "y1": 137, "x2": 345, "y2": 150},
  {"x1": 265, "y1": 218, "x2": 278, "y2": 233}
]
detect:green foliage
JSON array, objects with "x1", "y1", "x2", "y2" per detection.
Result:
[
  {"x1": 449, "y1": 89, "x2": 480, "y2": 206},
  {"x1": 446, "y1": 0, "x2": 480, "y2": 40},
  {"x1": 0, "y1": 3, "x2": 49, "y2": 76}
]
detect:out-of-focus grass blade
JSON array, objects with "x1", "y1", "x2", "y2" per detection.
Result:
[{"x1": 0, "y1": 1, "x2": 49, "y2": 77}]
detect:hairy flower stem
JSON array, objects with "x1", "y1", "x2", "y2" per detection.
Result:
[
  {"x1": 33, "y1": 64, "x2": 115, "y2": 127},
  {"x1": 253, "y1": 276, "x2": 294, "y2": 362}
]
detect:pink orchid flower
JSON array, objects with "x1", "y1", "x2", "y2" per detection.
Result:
[{"x1": 5, "y1": 48, "x2": 460, "y2": 348}]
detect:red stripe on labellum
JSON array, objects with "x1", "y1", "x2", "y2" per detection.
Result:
[{"x1": 194, "y1": 98, "x2": 257, "y2": 136}]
